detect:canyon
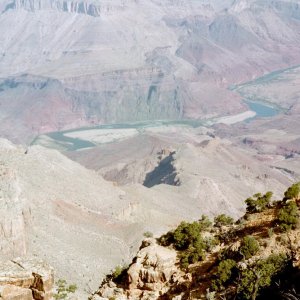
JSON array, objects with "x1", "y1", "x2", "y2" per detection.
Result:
[
  {"x1": 0, "y1": 0, "x2": 300, "y2": 143},
  {"x1": 0, "y1": 0, "x2": 299, "y2": 298}
]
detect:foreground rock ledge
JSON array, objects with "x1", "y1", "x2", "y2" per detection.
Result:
[
  {"x1": 93, "y1": 238, "x2": 185, "y2": 300},
  {"x1": 0, "y1": 258, "x2": 54, "y2": 300}
]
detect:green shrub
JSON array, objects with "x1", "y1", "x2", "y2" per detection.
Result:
[
  {"x1": 179, "y1": 241, "x2": 205, "y2": 268},
  {"x1": 173, "y1": 221, "x2": 203, "y2": 250},
  {"x1": 143, "y1": 231, "x2": 153, "y2": 238},
  {"x1": 214, "y1": 214, "x2": 234, "y2": 227},
  {"x1": 238, "y1": 253, "x2": 288, "y2": 300},
  {"x1": 240, "y1": 236, "x2": 259, "y2": 259},
  {"x1": 178, "y1": 236, "x2": 207, "y2": 268},
  {"x1": 284, "y1": 182, "x2": 300, "y2": 200},
  {"x1": 111, "y1": 265, "x2": 128, "y2": 283},
  {"x1": 159, "y1": 216, "x2": 212, "y2": 249},
  {"x1": 112, "y1": 265, "x2": 123, "y2": 278},
  {"x1": 173, "y1": 221, "x2": 195, "y2": 250},
  {"x1": 211, "y1": 259, "x2": 236, "y2": 290},
  {"x1": 245, "y1": 192, "x2": 273, "y2": 213},
  {"x1": 198, "y1": 215, "x2": 212, "y2": 230},
  {"x1": 278, "y1": 201, "x2": 299, "y2": 231},
  {"x1": 54, "y1": 279, "x2": 77, "y2": 300},
  {"x1": 159, "y1": 217, "x2": 213, "y2": 269}
]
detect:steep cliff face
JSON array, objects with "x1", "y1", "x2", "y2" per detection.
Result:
[
  {"x1": 6, "y1": 0, "x2": 132, "y2": 16},
  {"x1": 0, "y1": 138, "x2": 136, "y2": 294},
  {"x1": 0, "y1": 141, "x2": 27, "y2": 259},
  {"x1": 0, "y1": 73, "x2": 184, "y2": 143}
]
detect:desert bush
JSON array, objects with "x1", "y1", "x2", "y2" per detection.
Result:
[
  {"x1": 173, "y1": 221, "x2": 201, "y2": 250},
  {"x1": 214, "y1": 214, "x2": 234, "y2": 227},
  {"x1": 240, "y1": 236, "x2": 259, "y2": 259},
  {"x1": 245, "y1": 192, "x2": 273, "y2": 213},
  {"x1": 278, "y1": 201, "x2": 299, "y2": 231},
  {"x1": 143, "y1": 231, "x2": 153, "y2": 238},
  {"x1": 158, "y1": 230, "x2": 174, "y2": 246},
  {"x1": 284, "y1": 182, "x2": 300, "y2": 200},
  {"x1": 238, "y1": 253, "x2": 288, "y2": 300},
  {"x1": 179, "y1": 240, "x2": 206, "y2": 268},
  {"x1": 211, "y1": 259, "x2": 237, "y2": 290},
  {"x1": 198, "y1": 215, "x2": 213, "y2": 230},
  {"x1": 160, "y1": 219, "x2": 213, "y2": 268},
  {"x1": 111, "y1": 265, "x2": 128, "y2": 283},
  {"x1": 54, "y1": 279, "x2": 77, "y2": 300}
]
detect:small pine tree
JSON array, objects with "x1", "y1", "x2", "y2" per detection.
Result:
[
  {"x1": 278, "y1": 201, "x2": 299, "y2": 231},
  {"x1": 240, "y1": 236, "x2": 259, "y2": 259},
  {"x1": 284, "y1": 182, "x2": 300, "y2": 200},
  {"x1": 54, "y1": 279, "x2": 77, "y2": 300},
  {"x1": 245, "y1": 192, "x2": 273, "y2": 213},
  {"x1": 212, "y1": 259, "x2": 236, "y2": 290},
  {"x1": 199, "y1": 215, "x2": 212, "y2": 230},
  {"x1": 238, "y1": 253, "x2": 288, "y2": 300},
  {"x1": 214, "y1": 214, "x2": 234, "y2": 227}
]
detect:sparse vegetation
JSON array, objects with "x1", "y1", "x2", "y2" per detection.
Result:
[
  {"x1": 198, "y1": 214, "x2": 213, "y2": 230},
  {"x1": 158, "y1": 184, "x2": 300, "y2": 297},
  {"x1": 54, "y1": 279, "x2": 77, "y2": 300},
  {"x1": 284, "y1": 182, "x2": 300, "y2": 200},
  {"x1": 237, "y1": 253, "x2": 288, "y2": 300},
  {"x1": 143, "y1": 231, "x2": 153, "y2": 238},
  {"x1": 111, "y1": 265, "x2": 128, "y2": 283},
  {"x1": 158, "y1": 216, "x2": 213, "y2": 268},
  {"x1": 99, "y1": 182, "x2": 300, "y2": 300},
  {"x1": 245, "y1": 191, "x2": 273, "y2": 213},
  {"x1": 214, "y1": 214, "x2": 234, "y2": 227},
  {"x1": 240, "y1": 235, "x2": 259, "y2": 259},
  {"x1": 278, "y1": 201, "x2": 299, "y2": 231},
  {"x1": 211, "y1": 259, "x2": 237, "y2": 290}
]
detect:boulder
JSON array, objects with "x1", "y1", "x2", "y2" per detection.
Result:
[
  {"x1": 0, "y1": 285, "x2": 33, "y2": 300},
  {"x1": 127, "y1": 239, "x2": 178, "y2": 292},
  {"x1": 0, "y1": 258, "x2": 53, "y2": 300}
]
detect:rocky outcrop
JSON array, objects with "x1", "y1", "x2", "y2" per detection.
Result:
[
  {"x1": 0, "y1": 258, "x2": 54, "y2": 300},
  {"x1": 143, "y1": 149, "x2": 179, "y2": 188},
  {"x1": 92, "y1": 194, "x2": 300, "y2": 300},
  {"x1": 93, "y1": 238, "x2": 184, "y2": 300}
]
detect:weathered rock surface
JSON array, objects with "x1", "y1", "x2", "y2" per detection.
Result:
[
  {"x1": 0, "y1": 258, "x2": 53, "y2": 300},
  {"x1": 0, "y1": 129, "x2": 298, "y2": 296},
  {"x1": 95, "y1": 238, "x2": 183, "y2": 300}
]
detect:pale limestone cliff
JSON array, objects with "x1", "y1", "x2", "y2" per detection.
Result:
[
  {"x1": 0, "y1": 258, "x2": 53, "y2": 300},
  {"x1": 93, "y1": 238, "x2": 186, "y2": 300}
]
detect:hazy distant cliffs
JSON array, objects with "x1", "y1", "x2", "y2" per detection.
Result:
[
  {"x1": 0, "y1": 0, "x2": 300, "y2": 142},
  {"x1": 3, "y1": 0, "x2": 131, "y2": 16},
  {"x1": 0, "y1": 72, "x2": 185, "y2": 143}
]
